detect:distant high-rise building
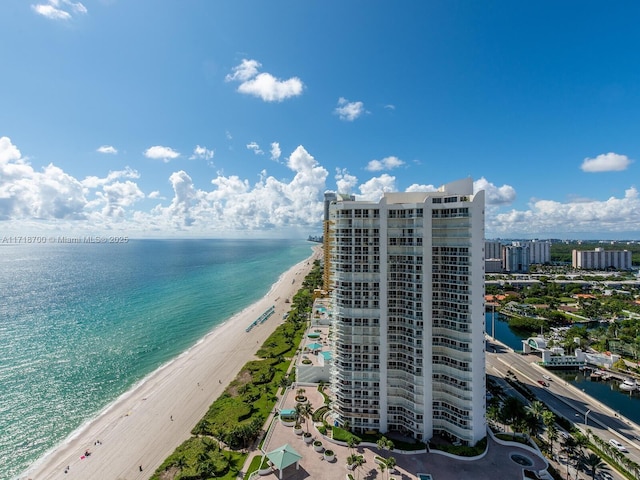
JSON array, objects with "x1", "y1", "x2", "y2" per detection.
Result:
[
  {"x1": 523, "y1": 240, "x2": 551, "y2": 264},
  {"x1": 503, "y1": 242, "x2": 530, "y2": 273},
  {"x1": 323, "y1": 192, "x2": 338, "y2": 291},
  {"x1": 572, "y1": 248, "x2": 632, "y2": 270},
  {"x1": 484, "y1": 240, "x2": 502, "y2": 261},
  {"x1": 485, "y1": 259, "x2": 503, "y2": 273},
  {"x1": 327, "y1": 178, "x2": 485, "y2": 445}
]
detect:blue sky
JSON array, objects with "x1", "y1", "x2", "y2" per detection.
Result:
[{"x1": 1, "y1": 1, "x2": 639, "y2": 239}]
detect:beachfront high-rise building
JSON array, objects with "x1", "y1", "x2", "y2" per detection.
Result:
[
  {"x1": 323, "y1": 192, "x2": 355, "y2": 291},
  {"x1": 327, "y1": 178, "x2": 485, "y2": 445}
]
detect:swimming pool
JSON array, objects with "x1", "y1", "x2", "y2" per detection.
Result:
[{"x1": 417, "y1": 474, "x2": 433, "y2": 480}]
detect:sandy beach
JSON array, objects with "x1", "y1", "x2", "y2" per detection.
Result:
[{"x1": 22, "y1": 245, "x2": 322, "y2": 480}]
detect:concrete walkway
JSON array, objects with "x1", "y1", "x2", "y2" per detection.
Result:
[{"x1": 245, "y1": 384, "x2": 549, "y2": 480}]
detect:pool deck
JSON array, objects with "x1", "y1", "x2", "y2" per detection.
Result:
[{"x1": 247, "y1": 385, "x2": 549, "y2": 480}]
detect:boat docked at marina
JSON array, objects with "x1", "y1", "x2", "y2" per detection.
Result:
[
  {"x1": 619, "y1": 378, "x2": 639, "y2": 392},
  {"x1": 590, "y1": 369, "x2": 607, "y2": 381}
]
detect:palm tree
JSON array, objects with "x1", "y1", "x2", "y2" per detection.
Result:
[
  {"x1": 621, "y1": 456, "x2": 634, "y2": 474},
  {"x1": 296, "y1": 402, "x2": 313, "y2": 433},
  {"x1": 377, "y1": 436, "x2": 394, "y2": 457},
  {"x1": 547, "y1": 424, "x2": 558, "y2": 457},
  {"x1": 524, "y1": 412, "x2": 541, "y2": 438},
  {"x1": 385, "y1": 438, "x2": 394, "y2": 452},
  {"x1": 196, "y1": 459, "x2": 216, "y2": 478},
  {"x1": 172, "y1": 455, "x2": 188, "y2": 473},
  {"x1": 502, "y1": 396, "x2": 526, "y2": 437},
  {"x1": 352, "y1": 454, "x2": 365, "y2": 480},
  {"x1": 574, "y1": 431, "x2": 589, "y2": 456},
  {"x1": 378, "y1": 461, "x2": 386, "y2": 480},
  {"x1": 386, "y1": 456, "x2": 396, "y2": 476},
  {"x1": 202, "y1": 437, "x2": 218, "y2": 453},
  {"x1": 347, "y1": 436, "x2": 357, "y2": 455},
  {"x1": 196, "y1": 450, "x2": 209, "y2": 464},
  {"x1": 542, "y1": 410, "x2": 556, "y2": 430},
  {"x1": 278, "y1": 376, "x2": 291, "y2": 389},
  {"x1": 561, "y1": 436, "x2": 577, "y2": 480},
  {"x1": 526, "y1": 400, "x2": 545, "y2": 421},
  {"x1": 579, "y1": 452, "x2": 608, "y2": 480},
  {"x1": 487, "y1": 404, "x2": 502, "y2": 430}
]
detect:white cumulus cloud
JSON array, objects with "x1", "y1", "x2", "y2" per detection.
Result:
[
  {"x1": 31, "y1": 0, "x2": 87, "y2": 20},
  {"x1": 4, "y1": 135, "x2": 639, "y2": 239},
  {"x1": 164, "y1": 171, "x2": 199, "y2": 227},
  {"x1": 190, "y1": 145, "x2": 214, "y2": 160},
  {"x1": 335, "y1": 168, "x2": 358, "y2": 196},
  {"x1": 226, "y1": 59, "x2": 304, "y2": 102},
  {"x1": 247, "y1": 142, "x2": 264, "y2": 155},
  {"x1": 473, "y1": 177, "x2": 516, "y2": 206},
  {"x1": 357, "y1": 174, "x2": 397, "y2": 201},
  {"x1": 581, "y1": 152, "x2": 632, "y2": 172},
  {"x1": 366, "y1": 156, "x2": 405, "y2": 172},
  {"x1": 144, "y1": 145, "x2": 180, "y2": 162},
  {"x1": 270, "y1": 142, "x2": 281, "y2": 161},
  {"x1": 0, "y1": 137, "x2": 87, "y2": 221},
  {"x1": 0, "y1": 136, "x2": 22, "y2": 164},
  {"x1": 488, "y1": 186, "x2": 640, "y2": 237},
  {"x1": 97, "y1": 145, "x2": 118, "y2": 155},
  {"x1": 82, "y1": 167, "x2": 140, "y2": 189},
  {"x1": 406, "y1": 183, "x2": 438, "y2": 193},
  {"x1": 334, "y1": 97, "x2": 366, "y2": 121},
  {"x1": 225, "y1": 59, "x2": 261, "y2": 82},
  {"x1": 98, "y1": 181, "x2": 145, "y2": 217},
  {"x1": 147, "y1": 145, "x2": 329, "y2": 232}
]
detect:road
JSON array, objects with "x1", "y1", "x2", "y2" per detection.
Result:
[{"x1": 486, "y1": 336, "x2": 640, "y2": 477}]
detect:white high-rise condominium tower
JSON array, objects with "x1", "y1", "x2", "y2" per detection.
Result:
[{"x1": 328, "y1": 178, "x2": 485, "y2": 445}]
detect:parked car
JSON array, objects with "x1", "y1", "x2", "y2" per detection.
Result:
[{"x1": 609, "y1": 438, "x2": 628, "y2": 452}]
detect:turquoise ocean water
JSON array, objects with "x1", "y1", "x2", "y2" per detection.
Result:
[{"x1": 0, "y1": 239, "x2": 313, "y2": 480}]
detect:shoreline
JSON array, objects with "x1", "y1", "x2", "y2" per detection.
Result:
[{"x1": 22, "y1": 245, "x2": 322, "y2": 480}]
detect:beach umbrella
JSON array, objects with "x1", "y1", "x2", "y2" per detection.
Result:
[{"x1": 266, "y1": 443, "x2": 303, "y2": 479}]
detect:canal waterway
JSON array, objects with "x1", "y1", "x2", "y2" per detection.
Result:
[{"x1": 486, "y1": 312, "x2": 640, "y2": 425}]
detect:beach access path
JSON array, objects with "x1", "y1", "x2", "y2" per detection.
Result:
[{"x1": 22, "y1": 246, "x2": 322, "y2": 480}]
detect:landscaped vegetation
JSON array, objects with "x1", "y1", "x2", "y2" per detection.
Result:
[
  {"x1": 150, "y1": 260, "x2": 323, "y2": 480},
  {"x1": 488, "y1": 371, "x2": 640, "y2": 480},
  {"x1": 488, "y1": 247, "x2": 640, "y2": 362}
]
